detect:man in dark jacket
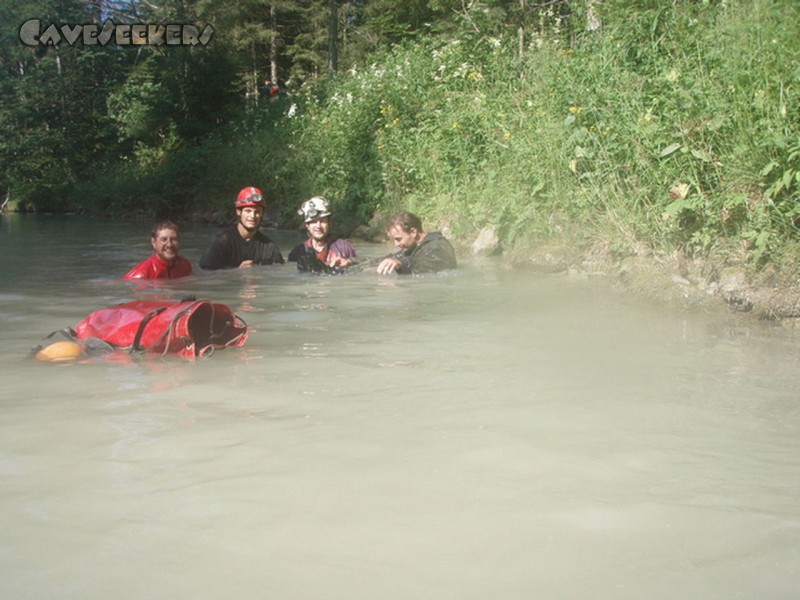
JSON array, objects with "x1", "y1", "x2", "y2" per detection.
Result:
[
  {"x1": 377, "y1": 211, "x2": 457, "y2": 275},
  {"x1": 288, "y1": 196, "x2": 357, "y2": 274},
  {"x1": 199, "y1": 186, "x2": 284, "y2": 270}
]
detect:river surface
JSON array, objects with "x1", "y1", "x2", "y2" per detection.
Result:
[{"x1": 1, "y1": 214, "x2": 799, "y2": 599}]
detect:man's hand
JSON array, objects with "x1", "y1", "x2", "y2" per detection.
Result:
[
  {"x1": 330, "y1": 257, "x2": 354, "y2": 268},
  {"x1": 377, "y1": 257, "x2": 401, "y2": 275},
  {"x1": 238, "y1": 260, "x2": 254, "y2": 269}
]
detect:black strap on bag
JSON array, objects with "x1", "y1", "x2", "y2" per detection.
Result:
[
  {"x1": 131, "y1": 301, "x2": 200, "y2": 356},
  {"x1": 131, "y1": 307, "x2": 167, "y2": 353},
  {"x1": 45, "y1": 327, "x2": 78, "y2": 341}
]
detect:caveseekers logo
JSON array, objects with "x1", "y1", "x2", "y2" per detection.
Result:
[{"x1": 19, "y1": 19, "x2": 214, "y2": 47}]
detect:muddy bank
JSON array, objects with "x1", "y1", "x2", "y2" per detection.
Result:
[
  {"x1": 11, "y1": 205, "x2": 796, "y2": 324},
  {"x1": 505, "y1": 241, "x2": 800, "y2": 326},
  {"x1": 350, "y1": 216, "x2": 800, "y2": 324}
]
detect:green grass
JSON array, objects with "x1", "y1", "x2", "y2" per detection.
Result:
[{"x1": 70, "y1": 0, "x2": 800, "y2": 272}]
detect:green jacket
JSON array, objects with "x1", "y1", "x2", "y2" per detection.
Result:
[{"x1": 392, "y1": 231, "x2": 457, "y2": 274}]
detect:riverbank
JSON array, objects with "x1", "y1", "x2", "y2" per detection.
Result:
[
  {"x1": 193, "y1": 204, "x2": 800, "y2": 324},
  {"x1": 513, "y1": 241, "x2": 800, "y2": 324},
  {"x1": 506, "y1": 237, "x2": 800, "y2": 326},
  {"x1": 351, "y1": 212, "x2": 800, "y2": 326},
  {"x1": 5, "y1": 205, "x2": 797, "y2": 325}
]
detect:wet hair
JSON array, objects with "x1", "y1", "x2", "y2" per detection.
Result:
[
  {"x1": 152, "y1": 220, "x2": 179, "y2": 238},
  {"x1": 387, "y1": 211, "x2": 423, "y2": 233}
]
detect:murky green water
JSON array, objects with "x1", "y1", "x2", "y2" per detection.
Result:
[{"x1": 1, "y1": 214, "x2": 799, "y2": 599}]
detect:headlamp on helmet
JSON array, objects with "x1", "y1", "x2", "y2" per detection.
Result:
[
  {"x1": 235, "y1": 186, "x2": 266, "y2": 209},
  {"x1": 298, "y1": 196, "x2": 332, "y2": 222}
]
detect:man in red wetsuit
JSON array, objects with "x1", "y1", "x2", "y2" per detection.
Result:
[{"x1": 123, "y1": 220, "x2": 193, "y2": 280}]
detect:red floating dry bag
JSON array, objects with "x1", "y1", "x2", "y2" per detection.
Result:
[{"x1": 73, "y1": 299, "x2": 248, "y2": 358}]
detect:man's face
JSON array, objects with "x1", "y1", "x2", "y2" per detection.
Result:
[
  {"x1": 305, "y1": 216, "x2": 330, "y2": 241},
  {"x1": 237, "y1": 206, "x2": 264, "y2": 231},
  {"x1": 388, "y1": 225, "x2": 419, "y2": 251},
  {"x1": 151, "y1": 227, "x2": 180, "y2": 263}
]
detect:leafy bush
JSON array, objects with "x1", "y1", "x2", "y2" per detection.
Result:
[{"x1": 67, "y1": 0, "x2": 800, "y2": 270}]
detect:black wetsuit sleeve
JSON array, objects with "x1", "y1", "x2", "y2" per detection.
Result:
[
  {"x1": 288, "y1": 243, "x2": 306, "y2": 263},
  {"x1": 266, "y1": 243, "x2": 285, "y2": 264},
  {"x1": 199, "y1": 231, "x2": 232, "y2": 270},
  {"x1": 254, "y1": 238, "x2": 284, "y2": 264}
]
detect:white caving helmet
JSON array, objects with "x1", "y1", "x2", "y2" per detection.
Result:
[{"x1": 298, "y1": 196, "x2": 332, "y2": 222}]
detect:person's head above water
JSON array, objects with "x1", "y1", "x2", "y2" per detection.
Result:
[
  {"x1": 235, "y1": 186, "x2": 266, "y2": 210},
  {"x1": 386, "y1": 211, "x2": 423, "y2": 233},
  {"x1": 235, "y1": 186, "x2": 266, "y2": 236},
  {"x1": 376, "y1": 211, "x2": 456, "y2": 275},
  {"x1": 298, "y1": 196, "x2": 333, "y2": 243},
  {"x1": 298, "y1": 196, "x2": 332, "y2": 223},
  {"x1": 386, "y1": 211, "x2": 425, "y2": 251},
  {"x1": 150, "y1": 220, "x2": 181, "y2": 264}
]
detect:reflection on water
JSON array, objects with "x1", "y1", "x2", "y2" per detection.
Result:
[{"x1": 1, "y1": 214, "x2": 799, "y2": 599}]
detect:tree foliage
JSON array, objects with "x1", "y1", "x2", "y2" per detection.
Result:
[
  {"x1": 1, "y1": 0, "x2": 582, "y2": 211},
  {"x1": 3, "y1": 0, "x2": 797, "y2": 276}
]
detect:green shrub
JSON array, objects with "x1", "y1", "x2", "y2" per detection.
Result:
[{"x1": 69, "y1": 0, "x2": 800, "y2": 269}]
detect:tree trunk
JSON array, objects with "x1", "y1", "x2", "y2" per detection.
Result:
[
  {"x1": 270, "y1": 3, "x2": 278, "y2": 83},
  {"x1": 328, "y1": 0, "x2": 338, "y2": 74}
]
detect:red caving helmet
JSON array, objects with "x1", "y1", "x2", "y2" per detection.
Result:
[{"x1": 235, "y1": 186, "x2": 266, "y2": 209}]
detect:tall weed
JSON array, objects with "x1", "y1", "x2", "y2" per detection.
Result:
[{"x1": 69, "y1": 0, "x2": 800, "y2": 270}]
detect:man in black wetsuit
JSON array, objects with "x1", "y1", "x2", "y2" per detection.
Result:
[
  {"x1": 376, "y1": 211, "x2": 457, "y2": 275},
  {"x1": 199, "y1": 186, "x2": 284, "y2": 270}
]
